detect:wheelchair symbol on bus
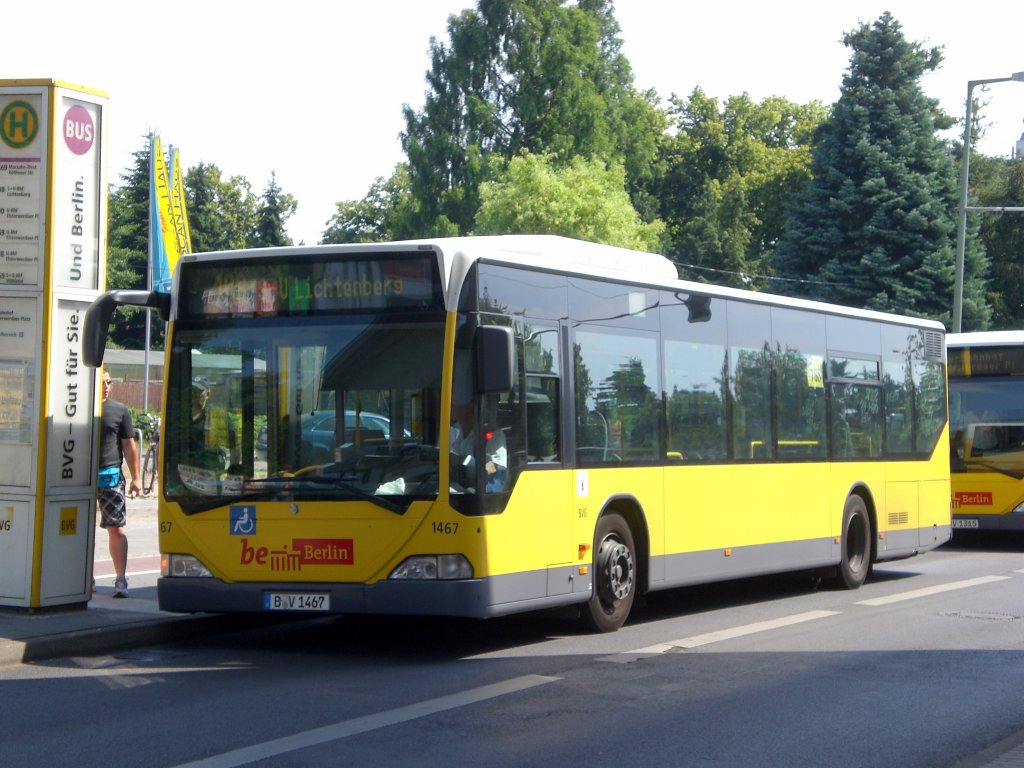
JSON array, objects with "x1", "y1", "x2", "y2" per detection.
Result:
[{"x1": 230, "y1": 505, "x2": 256, "y2": 535}]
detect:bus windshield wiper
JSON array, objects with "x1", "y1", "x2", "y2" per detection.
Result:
[{"x1": 296, "y1": 475, "x2": 407, "y2": 515}]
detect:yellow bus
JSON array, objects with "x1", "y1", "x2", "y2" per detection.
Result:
[
  {"x1": 947, "y1": 331, "x2": 1024, "y2": 532},
  {"x1": 83, "y1": 235, "x2": 951, "y2": 631}
]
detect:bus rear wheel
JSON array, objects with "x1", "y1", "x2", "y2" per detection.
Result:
[
  {"x1": 837, "y1": 494, "x2": 872, "y2": 589},
  {"x1": 583, "y1": 513, "x2": 636, "y2": 632}
]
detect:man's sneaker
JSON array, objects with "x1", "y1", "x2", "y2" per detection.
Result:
[{"x1": 112, "y1": 577, "x2": 129, "y2": 599}]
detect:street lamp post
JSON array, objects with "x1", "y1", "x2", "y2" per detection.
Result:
[{"x1": 952, "y1": 71, "x2": 1024, "y2": 333}]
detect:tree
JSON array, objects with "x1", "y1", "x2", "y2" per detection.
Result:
[
  {"x1": 773, "y1": 13, "x2": 988, "y2": 328},
  {"x1": 650, "y1": 89, "x2": 825, "y2": 289},
  {"x1": 251, "y1": 172, "x2": 297, "y2": 247},
  {"x1": 321, "y1": 165, "x2": 417, "y2": 244},
  {"x1": 106, "y1": 139, "x2": 158, "y2": 348},
  {"x1": 399, "y1": 0, "x2": 661, "y2": 237},
  {"x1": 185, "y1": 163, "x2": 258, "y2": 253},
  {"x1": 975, "y1": 156, "x2": 1024, "y2": 328},
  {"x1": 474, "y1": 152, "x2": 663, "y2": 250}
]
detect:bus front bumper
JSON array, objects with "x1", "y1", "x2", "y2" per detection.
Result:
[
  {"x1": 157, "y1": 574, "x2": 587, "y2": 619},
  {"x1": 158, "y1": 576, "x2": 494, "y2": 618},
  {"x1": 952, "y1": 507, "x2": 1024, "y2": 532}
]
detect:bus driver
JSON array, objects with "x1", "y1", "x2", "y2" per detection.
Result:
[{"x1": 450, "y1": 401, "x2": 507, "y2": 492}]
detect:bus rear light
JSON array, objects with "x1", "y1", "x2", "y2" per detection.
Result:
[
  {"x1": 163, "y1": 554, "x2": 214, "y2": 578},
  {"x1": 389, "y1": 555, "x2": 473, "y2": 580}
]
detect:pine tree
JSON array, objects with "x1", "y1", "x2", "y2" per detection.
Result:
[
  {"x1": 251, "y1": 172, "x2": 297, "y2": 247},
  {"x1": 773, "y1": 13, "x2": 988, "y2": 328},
  {"x1": 106, "y1": 138, "x2": 159, "y2": 348}
]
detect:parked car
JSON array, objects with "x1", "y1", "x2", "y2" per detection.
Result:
[{"x1": 255, "y1": 410, "x2": 399, "y2": 462}]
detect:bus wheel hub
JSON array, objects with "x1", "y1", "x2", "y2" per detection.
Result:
[{"x1": 599, "y1": 538, "x2": 633, "y2": 601}]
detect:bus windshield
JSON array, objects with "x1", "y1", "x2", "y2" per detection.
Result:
[
  {"x1": 162, "y1": 312, "x2": 446, "y2": 513},
  {"x1": 949, "y1": 377, "x2": 1024, "y2": 479}
]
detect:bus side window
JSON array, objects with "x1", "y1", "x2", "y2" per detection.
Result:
[
  {"x1": 526, "y1": 375, "x2": 559, "y2": 462},
  {"x1": 522, "y1": 324, "x2": 561, "y2": 465}
]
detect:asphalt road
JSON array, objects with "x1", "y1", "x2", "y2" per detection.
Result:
[{"x1": 3, "y1": 535, "x2": 1022, "y2": 768}]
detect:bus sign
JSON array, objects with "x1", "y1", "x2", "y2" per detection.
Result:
[{"x1": 179, "y1": 252, "x2": 444, "y2": 318}]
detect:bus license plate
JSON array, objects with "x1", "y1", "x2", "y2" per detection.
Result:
[
  {"x1": 952, "y1": 519, "x2": 979, "y2": 529},
  {"x1": 264, "y1": 592, "x2": 330, "y2": 611}
]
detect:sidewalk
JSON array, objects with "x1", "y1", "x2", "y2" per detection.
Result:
[{"x1": 0, "y1": 493, "x2": 234, "y2": 666}]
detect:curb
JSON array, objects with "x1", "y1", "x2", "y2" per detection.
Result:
[{"x1": 0, "y1": 613, "x2": 242, "y2": 666}]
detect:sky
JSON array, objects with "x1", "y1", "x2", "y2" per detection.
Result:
[{"x1": 6, "y1": 1, "x2": 1024, "y2": 245}]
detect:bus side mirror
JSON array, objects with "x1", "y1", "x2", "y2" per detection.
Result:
[
  {"x1": 476, "y1": 326, "x2": 514, "y2": 393},
  {"x1": 83, "y1": 292, "x2": 119, "y2": 367},
  {"x1": 684, "y1": 294, "x2": 712, "y2": 323},
  {"x1": 82, "y1": 290, "x2": 171, "y2": 367}
]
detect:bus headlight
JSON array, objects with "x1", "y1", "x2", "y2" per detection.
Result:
[
  {"x1": 389, "y1": 555, "x2": 473, "y2": 580},
  {"x1": 162, "y1": 554, "x2": 214, "y2": 578}
]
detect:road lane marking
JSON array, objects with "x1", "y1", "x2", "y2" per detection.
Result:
[
  {"x1": 169, "y1": 674, "x2": 560, "y2": 768},
  {"x1": 605, "y1": 610, "x2": 840, "y2": 662},
  {"x1": 0, "y1": 663, "x2": 245, "y2": 680},
  {"x1": 855, "y1": 575, "x2": 1011, "y2": 606}
]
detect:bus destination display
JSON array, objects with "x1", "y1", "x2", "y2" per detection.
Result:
[{"x1": 180, "y1": 252, "x2": 444, "y2": 318}]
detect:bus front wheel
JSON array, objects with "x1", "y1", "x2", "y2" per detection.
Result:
[
  {"x1": 837, "y1": 494, "x2": 872, "y2": 589},
  {"x1": 584, "y1": 513, "x2": 636, "y2": 632}
]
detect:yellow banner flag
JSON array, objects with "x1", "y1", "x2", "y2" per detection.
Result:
[
  {"x1": 151, "y1": 136, "x2": 180, "y2": 289},
  {"x1": 170, "y1": 147, "x2": 192, "y2": 255}
]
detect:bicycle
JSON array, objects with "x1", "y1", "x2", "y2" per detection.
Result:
[{"x1": 139, "y1": 414, "x2": 160, "y2": 496}]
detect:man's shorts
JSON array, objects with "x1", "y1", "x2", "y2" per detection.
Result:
[{"x1": 97, "y1": 479, "x2": 127, "y2": 528}]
